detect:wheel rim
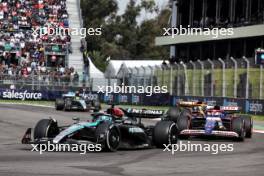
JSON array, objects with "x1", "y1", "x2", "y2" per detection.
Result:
[
  {"x1": 107, "y1": 128, "x2": 120, "y2": 150},
  {"x1": 168, "y1": 124, "x2": 177, "y2": 144},
  {"x1": 46, "y1": 124, "x2": 58, "y2": 138},
  {"x1": 240, "y1": 121, "x2": 246, "y2": 138}
]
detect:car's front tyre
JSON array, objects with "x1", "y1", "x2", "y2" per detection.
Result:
[
  {"x1": 64, "y1": 98, "x2": 72, "y2": 111},
  {"x1": 166, "y1": 107, "x2": 181, "y2": 123},
  {"x1": 240, "y1": 115, "x2": 253, "y2": 138},
  {"x1": 34, "y1": 119, "x2": 59, "y2": 140},
  {"x1": 177, "y1": 111, "x2": 191, "y2": 139},
  {"x1": 153, "y1": 121, "x2": 178, "y2": 148},
  {"x1": 95, "y1": 122, "x2": 121, "y2": 152},
  {"x1": 232, "y1": 117, "x2": 246, "y2": 141},
  {"x1": 55, "y1": 98, "x2": 64, "y2": 110}
]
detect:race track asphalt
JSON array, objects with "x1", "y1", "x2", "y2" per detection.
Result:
[{"x1": 0, "y1": 104, "x2": 263, "y2": 176}]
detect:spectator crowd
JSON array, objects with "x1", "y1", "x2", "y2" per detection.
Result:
[{"x1": 0, "y1": 0, "x2": 78, "y2": 84}]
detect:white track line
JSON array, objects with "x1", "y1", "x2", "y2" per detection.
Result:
[
  {"x1": 253, "y1": 130, "x2": 264, "y2": 134},
  {"x1": 0, "y1": 102, "x2": 53, "y2": 108}
]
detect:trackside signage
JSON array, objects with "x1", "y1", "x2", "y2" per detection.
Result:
[
  {"x1": 0, "y1": 90, "x2": 42, "y2": 100},
  {"x1": 0, "y1": 89, "x2": 263, "y2": 115}
]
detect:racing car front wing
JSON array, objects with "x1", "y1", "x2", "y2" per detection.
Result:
[{"x1": 180, "y1": 129, "x2": 239, "y2": 138}]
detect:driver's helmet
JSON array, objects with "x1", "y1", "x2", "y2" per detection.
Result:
[
  {"x1": 75, "y1": 91, "x2": 80, "y2": 97},
  {"x1": 112, "y1": 107, "x2": 124, "y2": 118}
]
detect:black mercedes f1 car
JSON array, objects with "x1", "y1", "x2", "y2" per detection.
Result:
[
  {"x1": 55, "y1": 92, "x2": 101, "y2": 112},
  {"x1": 22, "y1": 107, "x2": 178, "y2": 152}
]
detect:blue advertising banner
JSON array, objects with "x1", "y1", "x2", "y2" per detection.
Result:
[{"x1": 0, "y1": 89, "x2": 263, "y2": 115}]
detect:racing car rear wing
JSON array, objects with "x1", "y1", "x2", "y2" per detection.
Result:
[
  {"x1": 178, "y1": 101, "x2": 206, "y2": 107},
  {"x1": 220, "y1": 106, "x2": 241, "y2": 113},
  {"x1": 124, "y1": 108, "x2": 164, "y2": 119}
]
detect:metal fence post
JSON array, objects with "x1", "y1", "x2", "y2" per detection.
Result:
[
  {"x1": 176, "y1": 63, "x2": 180, "y2": 96},
  {"x1": 190, "y1": 61, "x2": 196, "y2": 96},
  {"x1": 207, "y1": 59, "x2": 214, "y2": 97},
  {"x1": 135, "y1": 67, "x2": 140, "y2": 88},
  {"x1": 148, "y1": 66, "x2": 154, "y2": 86},
  {"x1": 260, "y1": 65, "x2": 263, "y2": 99},
  {"x1": 242, "y1": 56, "x2": 250, "y2": 99},
  {"x1": 141, "y1": 66, "x2": 146, "y2": 87},
  {"x1": 230, "y1": 57, "x2": 237, "y2": 98},
  {"x1": 181, "y1": 62, "x2": 189, "y2": 96},
  {"x1": 169, "y1": 65, "x2": 173, "y2": 95},
  {"x1": 161, "y1": 65, "x2": 165, "y2": 86},
  {"x1": 197, "y1": 60, "x2": 204, "y2": 96},
  {"x1": 155, "y1": 65, "x2": 161, "y2": 86},
  {"x1": 218, "y1": 58, "x2": 226, "y2": 97},
  {"x1": 31, "y1": 73, "x2": 34, "y2": 91}
]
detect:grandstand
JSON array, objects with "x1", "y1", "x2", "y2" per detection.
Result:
[
  {"x1": 156, "y1": 0, "x2": 264, "y2": 62},
  {"x1": 154, "y1": 0, "x2": 264, "y2": 99},
  {"x1": 0, "y1": 0, "x2": 74, "y2": 87},
  {"x1": 0, "y1": 0, "x2": 106, "y2": 91}
]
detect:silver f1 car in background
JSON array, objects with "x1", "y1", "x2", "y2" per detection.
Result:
[{"x1": 55, "y1": 92, "x2": 101, "y2": 112}]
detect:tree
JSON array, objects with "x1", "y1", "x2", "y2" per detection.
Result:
[
  {"x1": 81, "y1": 0, "x2": 118, "y2": 52},
  {"x1": 81, "y1": 0, "x2": 171, "y2": 71}
]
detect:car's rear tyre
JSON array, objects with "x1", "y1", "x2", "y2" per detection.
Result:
[
  {"x1": 34, "y1": 119, "x2": 59, "y2": 140},
  {"x1": 177, "y1": 111, "x2": 191, "y2": 139},
  {"x1": 232, "y1": 117, "x2": 246, "y2": 141},
  {"x1": 240, "y1": 115, "x2": 253, "y2": 138},
  {"x1": 55, "y1": 99, "x2": 64, "y2": 110},
  {"x1": 167, "y1": 107, "x2": 181, "y2": 123},
  {"x1": 153, "y1": 121, "x2": 178, "y2": 148},
  {"x1": 64, "y1": 98, "x2": 72, "y2": 111},
  {"x1": 96, "y1": 122, "x2": 120, "y2": 152},
  {"x1": 93, "y1": 100, "x2": 101, "y2": 112}
]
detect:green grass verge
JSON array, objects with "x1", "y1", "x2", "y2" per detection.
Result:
[
  {"x1": 251, "y1": 115, "x2": 264, "y2": 121},
  {"x1": 1, "y1": 100, "x2": 264, "y2": 121}
]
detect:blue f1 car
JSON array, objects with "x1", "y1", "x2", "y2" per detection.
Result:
[
  {"x1": 22, "y1": 107, "x2": 178, "y2": 151},
  {"x1": 165, "y1": 105, "x2": 253, "y2": 141}
]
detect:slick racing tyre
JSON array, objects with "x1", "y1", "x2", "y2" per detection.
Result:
[
  {"x1": 232, "y1": 117, "x2": 246, "y2": 141},
  {"x1": 34, "y1": 119, "x2": 59, "y2": 140},
  {"x1": 167, "y1": 107, "x2": 181, "y2": 123},
  {"x1": 55, "y1": 98, "x2": 64, "y2": 110},
  {"x1": 96, "y1": 122, "x2": 120, "y2": 152},
  {"x1": 153, "y1": 121, "x2": 178, "y2": 148},
  {"x1": 177, "y1": 111, "x2": 191, "y2": 139},
  {"x1": 240, "y1": 115, "x2": 253, "y2": 138},
  {"x1": 64, "y1": 98, "x2": 72, "y2": 111},
  {"x1": 93, "y1": 100, "x2": 101, "y2": 112}
]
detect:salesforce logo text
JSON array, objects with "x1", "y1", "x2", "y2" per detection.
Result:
[{"x1": 2, "y1": 90, "x2": 42, "y2": 100}]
